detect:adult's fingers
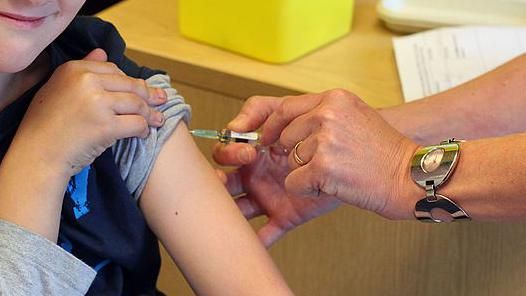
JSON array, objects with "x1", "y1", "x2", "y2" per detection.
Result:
[
  {"x1": 287, "y1": 136, "x2": 318, "y2": 170},
  {"x1": 235, "y1": 196, "x2": 264, "y2": 220},
  {"x1": 284, "y1": 162, "x2": 326, "y2": 198},
  {"x1": 212, "y1": 142, "x2": 257, "y2": 166},
  {"x1": 227, "y1": 96, "x2": 282, "y2": 133},
  {"x1": 110, "y1": 92, "x2": 164, "y2": 128},
  {"x1": 224, "y1": 170, "x2": 245, "y2": 197},
  {"x1": 257, "y1": 221, "x2": 287, "y2": 248},
  {"x1": 261, "y1": 93, "x2": 324, "y2": 145},
  {"x1": 214, "y1": 168, "x2": 228, "y2": 185},
  {"x1": 278, "y1": 109, "x2": 320, "y2": 150}
]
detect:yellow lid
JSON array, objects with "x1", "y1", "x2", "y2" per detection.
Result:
[{"x1": 179, "y1": 0, "x2": 354, "y2": 63}]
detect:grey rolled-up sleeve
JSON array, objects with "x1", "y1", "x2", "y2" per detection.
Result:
[
  {"x1": 113, "y1": 74, "x2": 192, "y2": 200},
  {"x1": 0, "y1": 220, "x2": 96, "y2": 296}
]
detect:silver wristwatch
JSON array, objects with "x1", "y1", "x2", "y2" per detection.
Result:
[{"x1": 410, "y1": 138, "x2": 471, "y2": 223}]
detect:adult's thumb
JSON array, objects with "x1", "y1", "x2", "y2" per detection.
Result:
[{"x1": 83, "y1": 48, "x2": 108, "y2": 62}]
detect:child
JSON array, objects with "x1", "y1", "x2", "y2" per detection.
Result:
[{"x1": 0, "y1": 1, "x2": 293, "y2": 295}]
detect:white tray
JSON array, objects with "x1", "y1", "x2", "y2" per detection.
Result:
[{"x1": 377, "y1": 0, "x2": 526, "y2": 33}]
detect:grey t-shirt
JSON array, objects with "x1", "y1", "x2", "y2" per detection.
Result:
[
  {"x1": 113, "y1": 74, "x2": 191, "y2": 199},
  {"x1": 0, "y1": 74, "x2": 190, "y2": 295}
]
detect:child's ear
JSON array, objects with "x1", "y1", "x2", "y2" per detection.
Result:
[{"x1": 83, "y1": 48, "x2": 107, "y2": 62}]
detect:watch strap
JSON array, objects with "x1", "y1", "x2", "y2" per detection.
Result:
[{"x1": 415, "y1": 194, "x2": 471, "y2": 223}]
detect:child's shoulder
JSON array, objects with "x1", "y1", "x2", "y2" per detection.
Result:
[{"x1": 51, "y1": 16, "x2": 162, "y2": 79}]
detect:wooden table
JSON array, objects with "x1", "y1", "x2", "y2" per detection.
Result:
[
  {"x1": 98, "y1": 0, "x2": 402, "y2": 107},
  {"x1": 99, "y1": 1, "x2": 526, "y2": 295}
]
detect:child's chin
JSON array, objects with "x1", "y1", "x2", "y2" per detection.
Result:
[
  {"x1": 0, "y1": 59, "x2": 34, "y2": 73},
  {"x1": 0, "y1": 47, "x2": 41, "y2": 73}
]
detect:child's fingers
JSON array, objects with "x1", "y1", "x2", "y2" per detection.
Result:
[
  {"x1": 82, "y1": 48, "x2": 108, "y2": 62},
  {"x1": 112, "y1": 115, "x2": 150, "y2": 140},
  {"x1": 110, "y1": 93, "x2": 164, "y2": 128},
  {"x1": 98, "y1": 74, "x2": 164, "y2": 104},
  {"x1": 61, "y1": 60, "x2": 126, "y2": 76},
  {"x1": 148, "y1": 87, "x2": 167, "y2": 105}
]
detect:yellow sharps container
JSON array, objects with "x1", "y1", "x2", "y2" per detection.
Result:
[{"x1": 178, "y1": 0, "x2": 354, "y2": 64}]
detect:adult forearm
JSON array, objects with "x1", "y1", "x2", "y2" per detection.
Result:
[
  {"x1": 380, "y1": 54, "x2": 526, "y2": 145},
  {"x1": 397, "y1": 133, "x2": 526, "y2": 221},
  {"x1": 0, "y1": 140, "x2": 69, "y2": 243}
]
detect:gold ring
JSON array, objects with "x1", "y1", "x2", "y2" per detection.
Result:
[{"x1": 293, "y1": 140, "x2": 306, "y2": 166}]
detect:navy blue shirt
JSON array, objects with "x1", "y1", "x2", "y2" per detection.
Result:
[{"x1": 0, "y1": 17, "x2": 163, "y2": 295}]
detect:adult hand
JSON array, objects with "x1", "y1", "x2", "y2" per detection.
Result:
[
  {"x1": 215, "y1": 141, "x2": 341, "y2": 247},
  {"x1": 14, "y1": 48, "x2": 166, "y2": 176},
  {"x1": 217, "y1": 89, "x2": 421, "y2": 222},
  {"x1": 214, "y1": 96, "x2": 341, "y2": 247}
]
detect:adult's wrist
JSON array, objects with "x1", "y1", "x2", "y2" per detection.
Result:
[{"x1": 382, "y1": 140, "x2": 423, "y2": 220}]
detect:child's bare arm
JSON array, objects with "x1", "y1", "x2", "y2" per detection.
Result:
[{"x1": 140, "y1": 123, "x2": 294, "y2": 296}]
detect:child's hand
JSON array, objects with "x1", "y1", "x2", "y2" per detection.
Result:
[{"x1": 13, "y1": 48, "x2": 166, "y2": 176}]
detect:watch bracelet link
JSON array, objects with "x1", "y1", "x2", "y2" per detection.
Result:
[{"x1": 411, "y1": 138, "x2": 471, "y2": 223}]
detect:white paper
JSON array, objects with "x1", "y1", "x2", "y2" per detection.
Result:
[{"x1": 393, "y1": 26, "x2": 526, "y2": 102}]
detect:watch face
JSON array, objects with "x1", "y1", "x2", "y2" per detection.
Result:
[{"x1": 421, "y1": 148, "x2": 445, "y2": 173}]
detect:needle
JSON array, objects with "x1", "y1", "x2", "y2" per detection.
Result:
[
  {"x1": 189, "y1": 129, "x2": 221, "y2": 140},
  {"x1": 190, "y1": 129, "x2": 260, "y2": 144}
]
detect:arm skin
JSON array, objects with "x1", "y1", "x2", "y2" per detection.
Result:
[
  {"x1": 382, "y1": 54, "x2": 526, "y2": 221},
  {"x1": 266, "y1": 52, "x2": 526, "y2": 221},
  {"x1": 0, "y1": 138, "x2": 70, "y2": 243},
  {"x1": 139, "y1": 123, "x2": 294, "y2": 296},
  {"x1": 380, "y1": 53, "x2": 526, "y2": 144},
  {"x1": 426, "y1": 134, "x2": 526, "y2": 222}
]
